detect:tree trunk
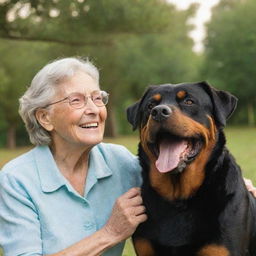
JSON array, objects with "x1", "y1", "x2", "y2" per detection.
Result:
[
  {"x1": 247, "y1": 102, "x2": 255, "y2": 126},
  {"x1": 104, "y1": 105, "x2": 117, "y2": 137},
  {"x1": 7, "y1": 125, "x2": 16, "y2": 149}
]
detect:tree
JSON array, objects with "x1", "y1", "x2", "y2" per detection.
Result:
[
  {"x1": 0, "y1": 0, "x2": 200, "y2": 146},
  {"x1": 88, "y1": 4, "x2": 200, "y2": 135},
  {"x1": 107, "y1": 32, "x2": 200, "y2": 134},
  {"x1": 0, "y1": 40, "x2": 51, "y2": 148},
  {"x1": 203, "y1": 0, "x2": 256, "y2": 125},
  {"x1": 0, "y1": 0, "x2": 175, "y2": 44}
]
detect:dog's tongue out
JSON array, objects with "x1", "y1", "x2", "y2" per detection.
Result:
[{"x1": 156, "y1": 139, "x2": 187, "y2": 173}]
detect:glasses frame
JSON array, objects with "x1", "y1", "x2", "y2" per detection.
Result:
[{"x1": 44, "y1": 90, "x2": 109, "y2": 109}]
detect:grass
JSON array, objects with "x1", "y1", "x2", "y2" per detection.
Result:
[
  {"x1": 225, "y1": 127, "x2": 256, "y2": 181},
  {"x1": 0, "y1": 127, "x2": 255, "y2": 255}
]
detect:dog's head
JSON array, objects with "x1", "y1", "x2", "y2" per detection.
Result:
[{"x1": 127, "y1": 82, "x2": 237, "y2": 199}]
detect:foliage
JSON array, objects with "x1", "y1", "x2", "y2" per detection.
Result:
[
  {"x1": 0, "y1": 0, "x2": 179, "y2": 44},
  {"x1": 0, "y1": 39, "x2": 54, "y2": 147},
  {"x1": 0, "y1": 0, "x2": 200, "y2": 145},
  {"x1": 113, "y1": 32, "x2": 200, "y2": 134},
  {"x1": 202, "y1": 0, "x2": 256, "y2": 124}
]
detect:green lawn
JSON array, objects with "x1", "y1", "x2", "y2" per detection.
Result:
[
  {"x1": 224, "y1": 127, "x2": 256, "y2": 181},
  {"x1": 106, "y1": 127, "x2": 256, "y2": 182},
  {"x1": 0, "y1": 127, "x2": 255, "y2": 255}
]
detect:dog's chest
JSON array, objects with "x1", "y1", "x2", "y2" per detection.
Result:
[{"x1": 140, "y1": 189, "x2": 219, "y2": 247}]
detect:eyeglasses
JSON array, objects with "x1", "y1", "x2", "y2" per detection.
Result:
[{"x1": 44, "y1": 90, "x2": 109, "y2": 109}]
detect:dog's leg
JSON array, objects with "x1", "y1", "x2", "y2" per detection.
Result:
[
  {"x1": 133, "y1": 237, "x2": 156, "y2": 256},
  {"x1": 196, "y1": 244, "x2": 230, "y2": 256}
]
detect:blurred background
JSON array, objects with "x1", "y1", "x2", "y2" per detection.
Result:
[{"x1": 0, "y1": 0, "x2": 256, "y2": 254}]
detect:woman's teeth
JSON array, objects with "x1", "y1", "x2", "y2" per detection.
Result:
[{"x1": 80, "y1": 122, "x2": 98, "y2": 128}]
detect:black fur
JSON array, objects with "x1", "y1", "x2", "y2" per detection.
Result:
[{"x1": 127, "y1": 82, "x2": 256, "y2": 256}]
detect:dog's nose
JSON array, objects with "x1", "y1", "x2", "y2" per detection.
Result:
[{"x1": 151, "y1": 105, "x2": 172, "y2": 122}]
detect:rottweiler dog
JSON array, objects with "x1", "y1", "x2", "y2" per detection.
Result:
[{"x1": 127, "y1": 82, "x2": 256, "y2": 256}]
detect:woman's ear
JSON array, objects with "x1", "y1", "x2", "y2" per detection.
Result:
[{"x1": 35, "y1": 108, "x2": 54, "y2": 131}]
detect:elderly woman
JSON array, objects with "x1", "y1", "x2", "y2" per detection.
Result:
[{"x1": 0, "y1": 57, "x2": 147, "y2": 256}]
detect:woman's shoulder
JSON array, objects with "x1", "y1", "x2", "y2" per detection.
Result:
[
  {"x1": 1, "y1": 148, "x2": 35, "y2": 173},
  {"x1": 94, "y1": 143, "x2": 141, "y2": 185},
  {"x1": 96, "y1": 142, "x2": 136, "y2": 160},
  {"x1": 94, "y1": 142, "x2": 140, "y2": 169},
  {"x1": 0, "y1": 146, "x2": 43, "y2": 184}
]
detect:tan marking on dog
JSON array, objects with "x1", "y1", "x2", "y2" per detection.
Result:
[
  {"x1": 140, "y1": 117, "x2": 157, "y2": 162},
  {"x1": 153, "y1": 93, "x2": 162, "y2": 102},
  {"x1": 197, "y1": 244, "x2": 230, "y2": 256},
  {"x1": 133, "y1": 238, "x2": 156, "y2": 256},
  {"x1": 141, "y1": 108, "x2": 217, "y2": 200},
  {"x1": 176, "y1": 90, "x2": 187, "y2": 100}
]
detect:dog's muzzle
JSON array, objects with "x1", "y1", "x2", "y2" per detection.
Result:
[{"x1": 151, "y1": 105, "x2": 172, "y2": 122}]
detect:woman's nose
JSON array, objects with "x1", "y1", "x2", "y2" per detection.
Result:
[{"x1": 83, "y1": 98, "x2": 100, "y2": 114}]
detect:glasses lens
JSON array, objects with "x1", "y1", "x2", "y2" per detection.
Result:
[
  {"x1": 69, "y1": 93, "x2": 85, "y2": 108},
  {"x1": 92, "y1": 91, "x2": 109, "y2": 106}
]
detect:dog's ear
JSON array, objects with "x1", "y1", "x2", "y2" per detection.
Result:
[
  {"x1": 127, "y1": 101, "x2": 141, "y2": 130},
  {"x1": 127, "y1": 86, "x2": 156, "y2": 130},
  {"x1": 198, "y1": 81, "x2": 238, "y2": 127}
]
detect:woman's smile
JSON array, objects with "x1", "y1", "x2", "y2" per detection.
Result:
[{"x1": 79, "y1": 122, "x2": 99, "y2": 129}]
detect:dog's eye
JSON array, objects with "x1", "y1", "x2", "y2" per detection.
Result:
[
  {"x1": 147, "y1": 103, "x2": 156, "y2": 110},
  {"x1": 184, "y1": 99, "x2": 194, "y2": 105}
]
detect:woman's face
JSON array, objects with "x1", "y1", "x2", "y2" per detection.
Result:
[{"x1": 45, "y1": 71, "x2": 107, "y2": 150}]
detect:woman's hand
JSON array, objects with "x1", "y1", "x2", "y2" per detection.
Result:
[
  {"x1": 103, "y1": 187, "x2": 147, "y2": 243},
  {"x1": 244, "y1": 178, "x2": 256, "y2": 197}
]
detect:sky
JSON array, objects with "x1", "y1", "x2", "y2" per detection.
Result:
[{"x1": 167, "y1": 0, "x2": 220, "y2": 52}]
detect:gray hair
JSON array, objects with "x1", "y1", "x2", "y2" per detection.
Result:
[{"x1": 19, "y1": 57, "x2": 99, "y2": 145}]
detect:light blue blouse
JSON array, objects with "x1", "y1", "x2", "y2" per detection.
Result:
[{"x1": 0, "y1": 143, "x2": 142, "y2": 256}]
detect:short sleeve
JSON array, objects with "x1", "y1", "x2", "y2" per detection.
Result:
[{"x1": 0, "y1": 172, "x2": 42, "y2": 256}]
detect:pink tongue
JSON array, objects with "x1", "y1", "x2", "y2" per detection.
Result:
[{"x1": 156, "y1": 140, "x2": 187, "y2": 173}]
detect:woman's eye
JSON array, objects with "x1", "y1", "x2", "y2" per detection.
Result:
[
  {"x1": 71, "y1": 97, "x2": 81, "y2": 102},
  {"x1": 70, "y1": 96, "x2": 83, "y2": 104},
  {"x1": 94, "y1": 96, "x2": 102, "y2": 101},
  {"x1": 184, "y1": 99, "x2": 194, "y2": 105}
]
